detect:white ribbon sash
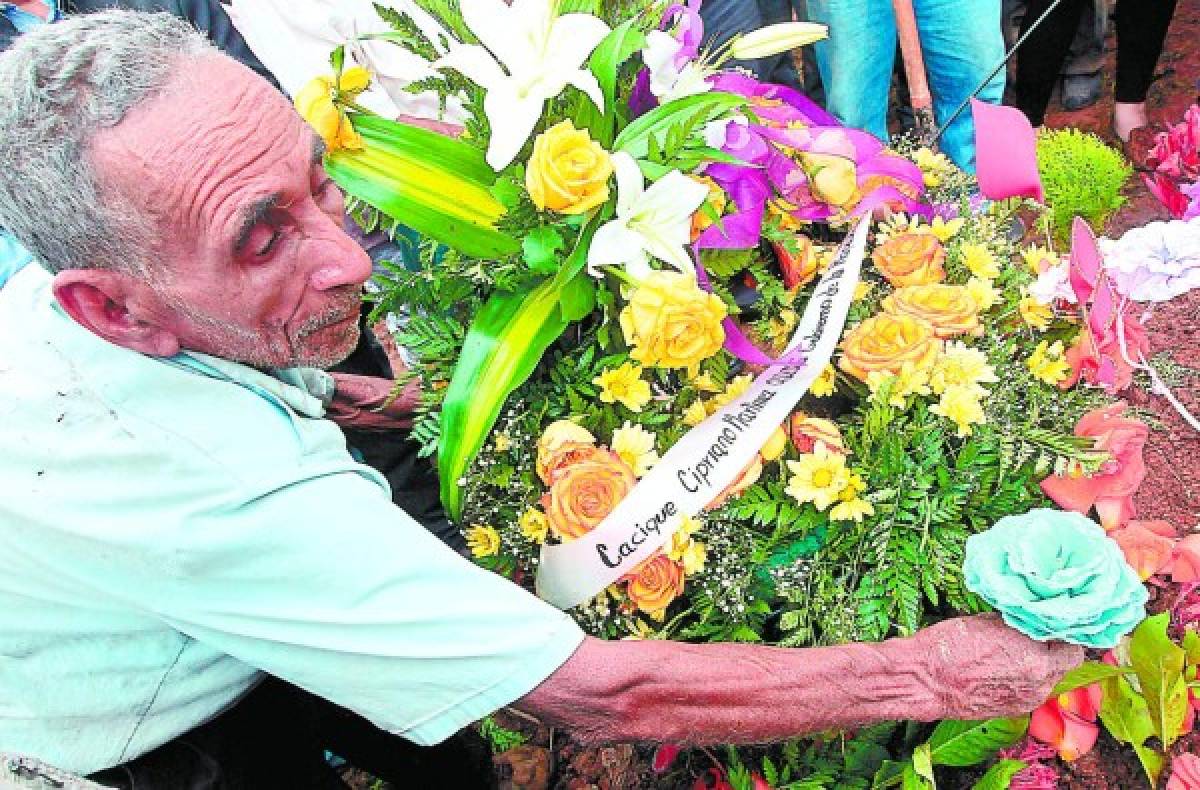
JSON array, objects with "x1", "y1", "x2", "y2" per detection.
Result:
[{"x1": 536, "y1": 219, "x2": 870, "y2": 609}]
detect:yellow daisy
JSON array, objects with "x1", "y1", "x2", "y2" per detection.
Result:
[
  {"x1": 594, "y1": 361, "x2": 652, "y2": 412},
  {"x1": 867, "y1": 361, "x2": 932, "y2": 408},
  {"x1": 519, "y1": 509, "x2": 549, "y2": 544},
  {"x1": 1022, "y1": 244, "x2": 1058, "y2": 274},
  {"x1": 929, "y1": 341, "x2": 998, "y2": 395},
  {"x1": 965, "y1": 277, "x2": 1000, "y2": 311},
  {"x1": 1019, "y1": 294, "x2": 1053, "y2": 331},
  {"x1": 667, "y1": 515, "x2": 707, "y2": 575},
  {"x1": 611, "y1": 422, "x2": 660, "y2": 477},
  {"x1": 785, "y1": 443, "x2": 851, "y2": 511},
  {"x1": 930, "y1": 384, "x2": 986, "y2": 437},
  {"x1": 682, "y1": 399, "x2": 708, "y2": 426},
  {"x1": 810, "y1": 363, "x2": 838, "y2": 397},
  {"x1": 830, "y1": 473, "x2": 875, "y2": 522},
  {"x1": 929, "y1": 216, "x2": 967, "y2": 243},
  {"x1": 1027, "y1": 340, "x2": 1072, "y2": 386},
  {"x1": 465, "y1": 525, "x2": 502, "y2": 558},
  {"x1": 960, "y1": 243, "x2": 1000, "y2": 280}
]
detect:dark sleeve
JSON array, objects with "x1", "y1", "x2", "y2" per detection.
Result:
[{"x1": 66, "y1": 0, "x2": 281, "y2": 91}]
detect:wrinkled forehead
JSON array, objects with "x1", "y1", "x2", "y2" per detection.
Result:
[{"x1": 88, "y1": 53, "x2": 313, "y2": 234}]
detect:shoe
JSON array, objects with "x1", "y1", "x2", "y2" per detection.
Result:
[{"x1": 1061, "y1": 73, "x2": 1102, "y2": 111}]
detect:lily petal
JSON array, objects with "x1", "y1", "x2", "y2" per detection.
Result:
[
  {"x1": 482, "y1": 84, "x2": 545, "y2": 171},
  {"x1": 461, "y1": 0, "x2": 534, "y2": 75},
  {"x1": 612, "y1": 152, "x2": 646, "y2": 218},
  {"x1": 433, "y1": 44, "x2": 506, "y2": 91},
  {"x1": 546, "y1": 12, "x2": 612, "y2": 74},
  {"x1": 567, "y1": 68, "x2": 606, "y2": 113},
  {"x1": 589, "y1": 219, "x2": 649, "y2": 277}
]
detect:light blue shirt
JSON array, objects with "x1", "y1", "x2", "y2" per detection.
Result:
[
  {"x1": 1, "y1": 1, "x2": 57, "y2": 32},
  {"x1": 0, "y1": 265, "x2": 584, "y2": 775}
]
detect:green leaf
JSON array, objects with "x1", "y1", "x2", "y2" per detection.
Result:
[
  {"x1": 614, "y1": 92, "x2": 747, "y2": 159},
  {"x1": 912, "y1": 744, "x2": 936, "y2": 788},
  {"x1": 970, "y1": 760, "x2": 1026, "y2": 790},
  {"x1": 558, "y1": 271, "x2": 597, "y2": 322},
  {"x1": 1128, "y1": 613, "x2": 1189, "y2": 750},
  {"x1": 900, "y1": 764, "x2": 933, "y2": 790},
  {"x1": 522, "y1": 226, "x2": 566, "y2": 274},
  {"x1": 1051, "y1": 661, "x2": 1134, "y2": 697},
  {"x1": 1100, "y1": 674, "x2": 1163, "y2": 787},
  {"x1": 925, "y1": 718, "x2": 1028, "y2": 768},
  {"x1": 584, "y1": 18, "x2": 646, "y2": 145},
  {"x1": 330, "y1": 44, "x2": 345, "y2": 75},
  {"x1": 1182, "y1": 628, "x2": 1200, "y2": 664},
  {"x1": 325, "y1": 115, "x2": 518, "y2": 259}
]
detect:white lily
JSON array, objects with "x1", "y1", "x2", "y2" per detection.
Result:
[
  {"x1": 431, "y1": 0, "x2": 610, "y2": 171},
  {"x1": 642, "y1": 30, "x2": 713, "y2": 104},
  {"x1": 587, "y1": 152, "x2": 710, "y2": 279}
]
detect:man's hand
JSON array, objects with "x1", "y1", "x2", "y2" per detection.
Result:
[
  {"x1": 326, "y1": 372, "x2": 419, "y2": 431},
  {"x1": 909, "y1": 614, "x2": 1085, "y2": 721}
]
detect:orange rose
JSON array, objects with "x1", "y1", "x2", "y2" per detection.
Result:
[
  {"x1": 872, "y1": 233, "x2": 946, "y2": 287},
  {"x1": 839, "y1": 313, "x2": 940, "y2": 383},
  {"x1": 622, "y1": 553, "x2": 686, "y2": 619},
  {"x1": 882, "y1": 284, "x2": 982, "y2": 339},
  {"x1": 1110, "y1": 520, "x2": 1177, "y2": 580},
  {"x1": 536, "y1": 420, "x2": 596, "y2": 484},
  {"x1": 788, "y1": 413, "x2": 845, "y2": 455},
  {"x1": 542, "y1": 452, "x2": 636, "y2": 541},
  {"x1": 706, "y1": 454, "x2": 763, "y2": 510}
]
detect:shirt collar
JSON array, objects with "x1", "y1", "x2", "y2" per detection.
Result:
[{"x1": 161, "y1": 351, "x2": 336, "y2": 420}]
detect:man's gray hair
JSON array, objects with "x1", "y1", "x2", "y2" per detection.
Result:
[{"x1": 0, "y1": 11, "x2": 215, "y2": 275}]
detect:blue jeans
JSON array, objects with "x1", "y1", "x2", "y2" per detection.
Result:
[{"x1": 806, "y1": 0, "x2": 1006, "y2": 172}]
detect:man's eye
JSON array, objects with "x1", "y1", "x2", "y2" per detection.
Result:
[{"x1": 258, "y1": 229, "x2": 282, "y2": 257}]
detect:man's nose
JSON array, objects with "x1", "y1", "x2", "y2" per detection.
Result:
[{"x1": 307, "y1": 218, "x2": 374, "y2": 292}]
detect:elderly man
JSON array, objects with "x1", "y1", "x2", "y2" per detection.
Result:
[{"x1": 0, "y1": 11, "x2": 1081, "y2": 788}]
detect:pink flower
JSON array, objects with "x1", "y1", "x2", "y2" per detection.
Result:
[
  {"x1": 1167, "y1": 754, "x2": 1200, "y2": 790},
  {"x1": 1040, "y1": 405, "x2": 1149, "y2": 531},
  {"x1": 1110, "y1": 520, "x2": 1177, "y2": 579},
  {"x1": 1145, "y1": 172, "x2": 1192, "y2": 219},
  {"x1": 1028, "y1": 685, "x2": 1103, "y2": 762},
  {"x1": 1061, "y1": 310, "x2": 1150, "y2": 393},
  {"x1": 1173, "y1": 535, "x2": 1200, "y2": 583}
]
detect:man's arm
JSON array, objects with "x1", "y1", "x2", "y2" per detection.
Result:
[{"x1": 518, "y1": 614, "x2": 1083, "y2": 744}]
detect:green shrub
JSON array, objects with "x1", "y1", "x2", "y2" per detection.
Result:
[{"x1": 1036, "y1": 128, "x2": 1132, "y2": 245}]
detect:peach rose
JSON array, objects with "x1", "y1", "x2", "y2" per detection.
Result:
[
  {"x1": 706, "y1": 454, "x2": 763, "y2": 510},
  {"x1": 871, "y1": 233, "x2": 946, "y2": 287},
  {"x1": 882, "y1": 284, "x2": 982, "y2": 339},
  {"x1": 839, "y1": 313, "x2": 940, "y2": 383},
  {"x1": 1110, "y1": 520, "x2": 1177, "y2": 580},
  {"x1": 1040, "y1": 405, "x2": 1148, "y2": 531},
  {"x1": 1172, "y1": 534, "x2": 1200, "y2": 584},
  {"x1": 536, "y1": 420, "x2": 597, "y2": 484},
  {"x1": 622, "y1": 553, "x2": 686, "y2": 619},
  {"x1": 542, "y1": 452, "x2": 636, "y2": 541},
  {"x1": 801, "y1": 152, "x2": 858, "y2": 207},
  {"x1": 788, "y1": 413, "x2": 845, "y2": 455}
]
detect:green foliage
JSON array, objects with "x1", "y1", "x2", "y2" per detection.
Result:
[
  {"x1": 478, "y1": 715, "x2": 527, "y2": 753},
  {"x1": 970, "y1": 759, "x2": 1027, "y2": 790},
  {"x1": 1036, "y1": 129, "x2": 1132, "y2": 246}
]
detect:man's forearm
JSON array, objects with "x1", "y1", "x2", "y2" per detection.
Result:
[
  {"x1": 520, "y1": 635, "x2": 940, "y2": 745},
  {"x1": 518, "y1": 615, "x2": 1080, "y2": 745}
]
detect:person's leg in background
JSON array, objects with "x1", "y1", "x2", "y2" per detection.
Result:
[
  {"x1": 806, "y1": 0, "x2": 896, "y2": 143},
  {"x1": 1060, "y1": 0, "x2": 1108, "y2": 111},
  {"x1": 1112, "y1": 0, "x2": 1179, "y2": 140},
  {"x1": 1013, "y1": 0, "x2": 1089, "y2": 126},
  {"x1": 914, "y1": 0, "x2": 1006, "y2": 173}
]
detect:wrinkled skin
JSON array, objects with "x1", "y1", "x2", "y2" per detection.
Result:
[
  {"x1": 54, "y1": 54, "x2": 372, "y2": 370},
  {"x1": 519, "y1": 614, "x2": 1082, "y2": 744}
]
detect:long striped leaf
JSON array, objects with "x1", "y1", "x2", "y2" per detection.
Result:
[
  {"x1": 325, "y1": 116, "x2": 519, "y2": 259},
  {"x1": 438, "y1": 226, "x2": 597, "y2": 520}
]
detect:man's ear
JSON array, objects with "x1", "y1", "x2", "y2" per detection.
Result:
[{"x1": 52, "y1": 269, "x2": 182, "y2": 358}]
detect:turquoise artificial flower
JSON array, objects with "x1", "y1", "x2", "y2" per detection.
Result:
[{"x1": 964, "y1": 509, "x2": 1147, "y2": 649}]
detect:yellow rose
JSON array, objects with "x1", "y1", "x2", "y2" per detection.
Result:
[
  {"x1": 871, "y1": 233, "x2": 947, "y2": 288},
  {"x1": 801, "y1": 153, "x2": 858, "y2": 207},
  {"x1": 620, "y1": 272, "x2": 727, "y2": 372},
  {"x1": 541, "y1": 452, "x2": 636, "y2": 541},
  {"x1": 536, "y1": 420, "x2": 596, "y2": 484},
  {"x1": 881, "y1": 284, "x2": 983, "y2": 339},
  {"x1": 622, "y1": 554, "x2": 686, "y2": 620},
  {"x1": 525, "y1": 120, "x2": 613, "y2": 215},
  {"x1": 839, "y1": 313, "x2": 940, "y2": 383},
  {"x1": 293, "y1": 67, "x2": 371, "y2": 151}
]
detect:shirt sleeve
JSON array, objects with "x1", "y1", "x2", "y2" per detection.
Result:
[{"x1": 122, "y1": 465, "x2": 584, "y2": 746}]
